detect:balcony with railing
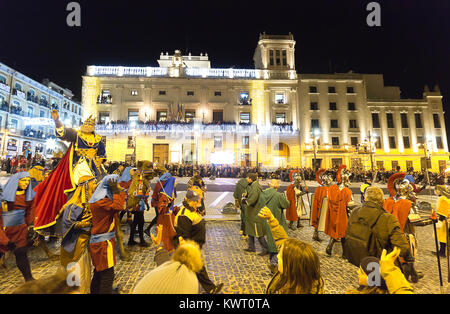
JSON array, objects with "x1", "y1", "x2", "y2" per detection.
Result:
[
  {"x1": 10, "y1": 105, "x2": 25, "y2": 116},
  {"x1": 97, "y1": 95, "x2": 113, "y2": 104},
  {"x1": 13, "y1": 88, "x2": 26, "y2": 100},
  {"x1": 27, "y1": 92, "x2": 40, "y2": 104},
  {"x1": 0, "y1": 82, "x2": 10, "y2": 93},
  {"x1": 0, "y1": 101, "x2": 9, "y2": 112},
  {"x1": 95, "y1": 120, "x2": 259, "y2": 134}
]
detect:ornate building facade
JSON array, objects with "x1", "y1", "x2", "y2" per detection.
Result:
[
  {"x1": 82, "y1": 33, "x2": 449, "y2": 172},
  {"x1": 0, "y1": 62, "x2": 83, "y2": 157}
]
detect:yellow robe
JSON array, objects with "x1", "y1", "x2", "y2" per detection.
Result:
[{"x1": 436, "y1": 196, "x2": 450, "y2": 244}]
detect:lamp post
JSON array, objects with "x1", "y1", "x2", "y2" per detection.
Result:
[
  {"x1": 254, "y1": 130, "x2": 260, "y2": 173},
  {"x1": 312, "y1": 128, "x2": 320, "y2": 171},
  {"x1": 367, "y1": 130, "x2": 377, "y2": 172}
]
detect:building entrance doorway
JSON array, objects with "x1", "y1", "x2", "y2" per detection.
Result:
[{"x1": 153, "y1": 144, "x2": 169, "y2": 164}]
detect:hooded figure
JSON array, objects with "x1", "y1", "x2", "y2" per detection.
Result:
[
  {"x1": 233, "y1": 173, "x2": 249, "y2": 237},
  {"x1": 156, "y1": 175, "x2": 178, "y2": 252},
  {"x1": 88, "y1": 174, "x2": 127, "y2": 294},
  {"x1": 0, "y1": 172, "x2": 36, "y2": 281}
]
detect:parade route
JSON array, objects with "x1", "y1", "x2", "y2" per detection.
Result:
[{"x1": 0, "y1": 173, "x2": 447, "y2": 294}]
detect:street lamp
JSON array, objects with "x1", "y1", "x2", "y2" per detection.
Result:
[
  {"x1": 254, "y1": 130, "x2": 260, "y2": 172},
  {"x1": 312, "y1": 128, "x2": 321, "y2": 171}
]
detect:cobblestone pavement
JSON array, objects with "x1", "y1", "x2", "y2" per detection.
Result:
[{"x1": 0, "y1": 219, "x2": 448, "y2": 294}]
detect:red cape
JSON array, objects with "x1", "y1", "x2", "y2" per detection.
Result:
[{"x1": 33, "y1": 144, "x2": 76, "y2": 231}]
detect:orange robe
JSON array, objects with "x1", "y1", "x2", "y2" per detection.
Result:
[
  {"x1": 89, "y1": 192, "x2": 126, "y2": 271},
  {"x1": 385, "y1": 197, "x2": 411, "y2": 233},
  {"x1": 285, "y1": 184, "x2": 298, "y2": 222},
  {"x1": 325, "y1": 184, "x2": 352, "y2": 240},
  {"x1": 311, "y1": 186, "x2": 328, "y2": 229}
]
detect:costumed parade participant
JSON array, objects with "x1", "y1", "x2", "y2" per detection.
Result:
[
  {"x1": 187, "y1": 170, "x2": 207, "y2": 215},
  {"x1": 360, "y1": 175, "x2": 372, "y2": 204},
  {"x1": 310, "y1": 169, "x2": 333, "y2": 242},
  {"x1": 233, "y1": 171, "x2": 249, "y2": 238},
  {"x1": 174, "y1": 186, "x2": 223, "y2": 294},
  {"x1": 325, "y1": 165, "x2": 355, "y2": 256},
  {"x1": 0, "y1": 172, "x2": 36, "y2": 281},
  {"x1": 384, "y1": 172, "x2": 423, "y2": 283},
  {"x1": 88, "y1": 174, "x2": 127, "y2": 294},
  {"x1": 52, "y1": 109, "x2": 106, "y2": 178},
  {"x1": 118, "y1": 166, "x2": 134, "y2": 224},
  {"x1": 33, "y1": 111, "x2": 106, "y2": 235},
  {"x1": 59, "y1": 163, "x2": 97, "y2": 294},
  {"x1": 126, "y1": 161, "x2": 154, "y2": 247},
  {"x1": 243, "y1": 173, "x2": 270, "y2": 255},
  {"x1": 285, "y1": 170, "x2": 309, "y2": 230},
  {"x1": 260, "y1": 179, "x2": 290, "y2": 273},
  {"x1": 155, "y1": 172, "x2": 178, "y2": 253},
  {"x1": 432, "y1": 185, "x2": 450, "y2": 257}
]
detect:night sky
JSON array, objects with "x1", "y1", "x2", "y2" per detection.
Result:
[{"x1": 1, "y1": 0, "x2": 449, "y2": 141}]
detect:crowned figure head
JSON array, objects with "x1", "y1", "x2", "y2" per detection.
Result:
[{"x1": 80, "y1": 115, "x2": 96, "y2": 133}]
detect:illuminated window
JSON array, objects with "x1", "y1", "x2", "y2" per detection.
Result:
[
  {"x1": 349, "y1": 119, "x2": 357, "y2": 129},
  {"x1": 415, "y1": 113, "x2": 423, "y2": 128},
  {"x1": 436, "y1": 136, "x2": 443, "y2": 149},
  {"x1": 242, "y1": 136, "x2": 249, "y2": 149},
  {"x1": 350, "y1": 137, "x2": 358, "y2": 146},
  {"x1": 240, "y1": 112, "x2": 250, "y2": 124},
  {"x1": 275, "y1": 113, "x2": 286, "y2": 123},
  {"x1": 214, "y1": 136, "x2": 222, "y2": 149},
  {"x1": 99, "y1": 112, "x2": 110, "y2": 124},
  {"x1": 156, "y1": 110, "x2": 167, "y2": 122},
  {"x1": 332, "y1": 137, "x2": 340, "y2": 146},
  {"x1": 213, "y1": 110, "x2": 223, "y2": 122},
  {"x1": 401, "y1": 113, "x2": 408, "y2": 128},
  {"x1": 403, "y1": 136, "x2": 410, "y2": 148},
  {"x1": 311, "y1": 119, "x2": 319, "y2": 129},
  {"x1": 309, "y1": 86, "x2": 318, "y2": 93},
  {"x1": 282, "y1": 50, "x2": 287, "y2": 66},
  {"x1": 269, "y1": 50, "x2": 274, "y2": 66},
  {"x1": 275, "y1": 50, "x2": 280, "y2": 66},
  {"x1": 275, "y1": 93, "x2": 285, "y2": 104},
  {"x1": 128, "y1": 110, "x2": 139, "y2": 124},
  {"x1": 433, "y1": 114, "x2": 441, "y2": 128},
  {"x1": 386, "y1": 113, "x2": 394, "y2": 128},
  {"x1": 389, "y1": 136, "x2": 396, "y2": 148},
  {"x1": 185, "y1": 110, "x2": 195, "y2": 122}
]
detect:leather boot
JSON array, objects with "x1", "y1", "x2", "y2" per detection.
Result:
[
  {"x1": 326, "y1": 238, "x2": 337, "y2": 256},
  {"x1": 312, "y1": 229, "x2": 322, "y2": 242},
  {"x1": 288, "y1": 221, "x2": 296, "y2": 231},
  {"x1": 296, "y1": 218, "x2": 303, "y2": 228}
]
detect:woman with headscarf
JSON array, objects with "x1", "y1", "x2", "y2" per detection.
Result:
[
  {"x1": 155, "y1": 173, "x2": 177, "y2": 253},
  {"x1": 88, "y1": 174, "x2": 127, "y2": 294},
  {"x1": 0, "y1": 172, "x2": 36, "y2": 281}
]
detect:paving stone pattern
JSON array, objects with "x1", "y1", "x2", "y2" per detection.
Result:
[{"x1": 0, "y1": 220, "x2": 448, "y2": 294}]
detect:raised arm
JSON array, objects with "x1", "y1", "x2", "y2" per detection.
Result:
[{"x1": 52, "y1": 110, "x2": 78, "y2": 143}]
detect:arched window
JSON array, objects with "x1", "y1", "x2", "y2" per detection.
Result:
[
  {"x1": 14, "y1": 82, "x2": 22, "y2": 91},
  {"x1": 28, "y1": 89, "x2": 35, "y2": 96},
  {"x1": 0, "y1": 75, "x2": 6, "y2": 84}
]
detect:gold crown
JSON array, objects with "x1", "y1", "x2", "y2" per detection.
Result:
[{"x1": 83, "y1": 115, "x2": 96, "y2": 126}]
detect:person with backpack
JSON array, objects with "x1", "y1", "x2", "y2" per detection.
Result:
[{"x1": 343, "y1": 187, "x2": 421, "y2": 283}]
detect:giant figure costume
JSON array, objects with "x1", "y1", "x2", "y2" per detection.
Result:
[{"x1": 33, "y1": 111, "x2": 106, "y2": 232}]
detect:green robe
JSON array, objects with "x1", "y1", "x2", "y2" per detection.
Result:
[
  {"x1": 234, "y1": 178, "x2": 249, "y2": 224},
  {"x1": 260, "y1": 188, "x2": 290, "y2": 233},
  {"x1": 244, "y1": 181, "x2": 266, "y2": 238}
]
